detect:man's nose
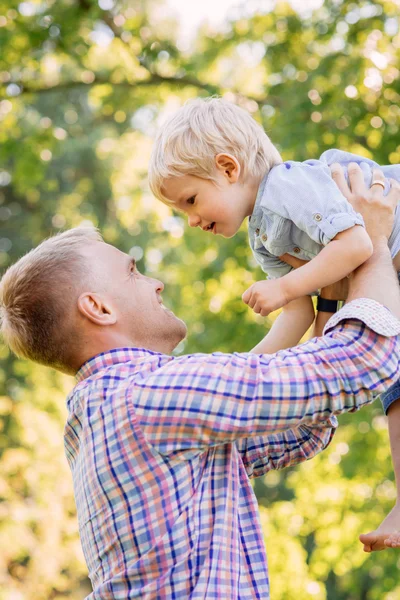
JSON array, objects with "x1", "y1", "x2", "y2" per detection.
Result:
[
  {"x1": 188, "y1": 214, "x2": 201, "y2": 228},
  {"x1": 153, "y1": 278, "x2": 164, "y2": 293},
  {"x1": 141, "y1": 273, "x2": 164, "y2": 292}
]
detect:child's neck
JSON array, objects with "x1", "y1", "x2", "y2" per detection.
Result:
[{"x1": 245, "y1": 174, "x2": 264, "y2": 217}]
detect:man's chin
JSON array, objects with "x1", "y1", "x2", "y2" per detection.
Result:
[
  {"x1": 171, "y1": 315, "x2": 188, "y2": 345},
  {"x1": 161, "y1": 310, "x2": 187, "y2": 350}
]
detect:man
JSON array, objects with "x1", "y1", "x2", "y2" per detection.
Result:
[{"x1": 1, "y1": 165, "x2": 400, "y2": 599}]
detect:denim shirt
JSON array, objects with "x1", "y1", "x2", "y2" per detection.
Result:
[{"x1": 248, "y1": 149, "x2": 400, "y2": 280}]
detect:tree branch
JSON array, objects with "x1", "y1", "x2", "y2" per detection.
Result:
[{"x1": 0, "y1": 73, "x2": 219, "y2": 97}]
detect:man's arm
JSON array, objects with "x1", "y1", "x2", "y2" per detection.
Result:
[
  {"x1": 133, "y1": 312, "x2": 400, "y2": 457},
  {"x1": 330, "y1": 162, "x2": 400, "y2": 552}
]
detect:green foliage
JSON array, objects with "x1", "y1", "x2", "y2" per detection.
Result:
[{"x1": 0, "y1": 0, "x2": 400, "y2": 597}]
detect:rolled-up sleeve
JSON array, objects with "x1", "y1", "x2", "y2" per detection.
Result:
[
  {"x1": 235, "y1": 416, "x2": 337, "y2": 478},
  {"x1": 265, "y1": 161, "x2": 365, "y2": 246},
  {"x1": 131, "y1": 299, "x2": 400, "y2": 458}
]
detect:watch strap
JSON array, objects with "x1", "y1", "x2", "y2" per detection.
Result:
[{"x1": 317, "y1": 297, "x2": 339, "y2": 313}]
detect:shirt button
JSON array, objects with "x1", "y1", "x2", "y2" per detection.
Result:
[
  {"x1": 314, "y1": 213, "x2": 322, "y2": 222},
  {"x1": 293, "y1": 247, "x2": 301, "y2": 254},
  {"x1": 261, "y1": 233, "x2": 268, "y2": 242},
  {"x1": 255, "y1": 228, "x2": 260, "y2": 235}
]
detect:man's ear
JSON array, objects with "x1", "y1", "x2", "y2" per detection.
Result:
[
  {"x1": 215, "y1": 153, "x2": 241, "y2": 183},
  {"x1": 77, "y1": 293, "x2": 117, "y2": 326}
]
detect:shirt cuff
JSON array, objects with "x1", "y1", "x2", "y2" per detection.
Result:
[
  {"x1": 323, "y1": 298, "x2": 400, "y2": 337},
  {"x1": 318, "y1": 212, "x2": 365, "y2": 245}
]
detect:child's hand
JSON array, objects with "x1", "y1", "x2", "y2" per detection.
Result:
[{"x1": 242, "y1": 280, "x2": 289, "y2": 316}]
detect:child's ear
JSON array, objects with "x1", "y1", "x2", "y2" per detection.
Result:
[{"x1": 215, "y1": 153, "x2": 241, "y2": 183}]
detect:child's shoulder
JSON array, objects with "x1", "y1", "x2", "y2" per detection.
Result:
[
  {"x1": 260, "y1": 153, "x2": 354, "y2": 214},
  {"x1": 269, "y1": 149, "x2": 378, "y2": 175},
  {"x1": 266, "y1": 149, "x2": 379, "y2": 192},
  {"x1": 266, "y1": 157, "x2": 333, "y2": 191}
]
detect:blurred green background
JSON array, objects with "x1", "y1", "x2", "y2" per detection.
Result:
[{"x1": 0, "y1": 0, "x2": 400, "y2": 598}]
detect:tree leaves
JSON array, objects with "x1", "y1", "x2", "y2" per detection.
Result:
[{"x1": 1, "y1": 0, "x2": 400, "y2": 597}]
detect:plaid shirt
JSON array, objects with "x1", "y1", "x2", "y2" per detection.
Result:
[{"x1": 64, "y1": 299, "x2": 400, "y2": 599}]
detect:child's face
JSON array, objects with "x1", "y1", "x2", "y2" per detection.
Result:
[{"x1": 161, "y1": 172, "x2": 254, "y2": 239}]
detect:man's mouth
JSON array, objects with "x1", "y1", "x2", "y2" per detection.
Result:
[{"x1": 158, "y1": 296, "x2": 173, "y2": 313}]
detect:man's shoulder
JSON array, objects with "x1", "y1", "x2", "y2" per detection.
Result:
[{"x1": 68, "y1": 352, "x2": 175, "y2": 399}]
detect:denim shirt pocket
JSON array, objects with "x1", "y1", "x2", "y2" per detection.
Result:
[
  {"x1": 252, "y1": 212, "x2": 271, "y2": 252},
  {"x1": 265, "y1": 215, "x2": 294, "y2": 256}
]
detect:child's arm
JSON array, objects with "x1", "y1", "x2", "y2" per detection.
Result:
[
  {"x1": 251, "y1": 296, "x2": 315, "y2": 353},
  {"x1": 243, "y1": 225, "x2": 372, "y2": 317}
]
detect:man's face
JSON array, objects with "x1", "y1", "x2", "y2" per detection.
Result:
[
  {"x1": 81, "y1": 241, "x2": 187, "y2": 353},
  {"x1": 161, "y1": 173, "x2": 250, "y2": 238}
]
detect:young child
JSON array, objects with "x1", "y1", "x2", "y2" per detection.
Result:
[{"x1": 148, "y1": 97, "x2": 400, "y2": 550}]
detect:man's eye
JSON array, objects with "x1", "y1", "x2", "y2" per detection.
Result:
[{"x1": 187, "y1": 196, "x2": 196, "y2": 205}]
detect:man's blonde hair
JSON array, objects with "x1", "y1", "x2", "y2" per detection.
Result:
[
  {"x1": 0, "y1": 227, "x2": 103, "y2": 374},
  {"x1": 148, "y1": 97, "x2": 282, "y2": 204}
]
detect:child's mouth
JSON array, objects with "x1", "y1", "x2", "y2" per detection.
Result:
[{"x1": 207, "y1": 222, "x2": 216, "y2": 233}]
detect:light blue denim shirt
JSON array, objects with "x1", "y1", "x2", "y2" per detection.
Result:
[{"x1": 248, "y1": 149, "x2": 400, "y2": 281}]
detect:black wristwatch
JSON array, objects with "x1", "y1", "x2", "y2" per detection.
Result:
[{"x1": 317, "y1": 297, "x2": 339, "y2": 313}]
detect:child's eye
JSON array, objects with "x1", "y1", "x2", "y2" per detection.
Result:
[{"x1": 186, "y1": 196, "x2": 196, "y2": 205}]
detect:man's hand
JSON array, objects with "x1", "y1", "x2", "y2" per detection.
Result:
[
  {"x1": 332, "y1": 161, "x2": 400, "y2": 318},
  {"x1": 330, "y1": 162, "x2": 400, "y2": 241},
  {"x1": 242, "y1": 279, "x2": 289, "y2": 316}
]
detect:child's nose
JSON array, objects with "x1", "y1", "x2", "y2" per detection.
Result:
[{"x1": 188, "y1": 214, "x2": 200, "y2": 228}]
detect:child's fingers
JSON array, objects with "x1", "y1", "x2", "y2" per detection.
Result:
[
  {"x1": 242, "y1": 287, "x2": 251, "y2": 304},
  {"x1": 330, "y1": 163, "x2": 349, "y2": 196},
  {"x1": 242, "y1": 287, "x2": 256, "y2": 308},
  {"x1": 346, "y1": 162, "x2": 366, "y2": 194}
]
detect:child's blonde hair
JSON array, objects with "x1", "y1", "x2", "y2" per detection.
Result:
[
  {"x1": 0, "y1": 227, "x2": 102, "y2": 374},
  {"x1": 148, "y1": 97, "x2": 282, "y2": 204}
]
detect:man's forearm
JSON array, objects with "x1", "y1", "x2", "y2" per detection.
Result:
[
  {"x1": 347, "y1": 238, "x2": 400, "y2": 320},
  {"x1": 313, "y1": 310, "x2": 333, "y2": 338}
]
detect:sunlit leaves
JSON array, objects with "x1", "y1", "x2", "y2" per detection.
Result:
[{"x1": 1, "y1": 0, "x2": 400, "y2": 597}]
